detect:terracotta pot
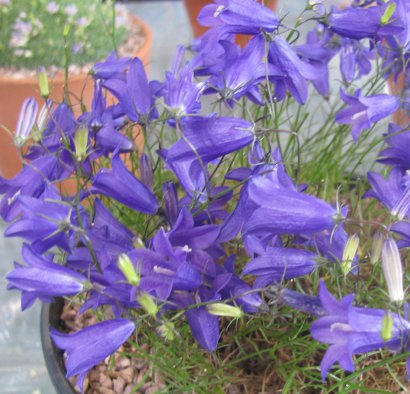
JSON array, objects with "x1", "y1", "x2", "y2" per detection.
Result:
[
  {"x1": 388, "y1": 72, "x2": 410, "y2": 127},
  {"x1": 182, "y1": 0, "x2": 278, "y2": 46},
  {"x1": 0, "y1": 14, "x2": 152, "y2": 180}
]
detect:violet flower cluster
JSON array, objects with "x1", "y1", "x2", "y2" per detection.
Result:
[{"x1": 3, "y1": 0, "x2": 410, "y2": 389}]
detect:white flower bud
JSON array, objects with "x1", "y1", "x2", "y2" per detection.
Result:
[{"x1": 381, "y1": 238, "x2": 404, "y2": 302}]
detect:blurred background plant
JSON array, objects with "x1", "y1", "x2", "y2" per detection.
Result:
[{"x1": 0, "y1": 0, "x2": 129, "y2": 69}]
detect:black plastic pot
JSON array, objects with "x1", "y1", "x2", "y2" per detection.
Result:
[{"x1": 40, "y1": 300, "x2": 77, "y2": 394}]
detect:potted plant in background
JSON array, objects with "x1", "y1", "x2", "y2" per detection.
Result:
[
  {"x1": 3, "y1": 0, "x2": 410, "y2": 393},
  {"x1": 0, "y1": 0, "x2": 152, "y2": 178}
]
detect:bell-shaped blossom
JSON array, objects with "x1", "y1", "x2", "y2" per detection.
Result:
[
  {"x1": 0, "y1": 154, "x2": 65, "y2": 222},
  {"x1": 378, "y1": 123, "x2": 410, "y2": 170},
  {"x1": 4, "y1": 191, "x2": 76, "y2": 253},
  {"x1": 90, "y1": 152, "x2": 158, "y2": 214},
  {"x1": 166, "y1": 116, "x2": 254, "y2": 163},
  {"x1": 102, "y1": 57, "x2": 156, "y2": 123},
  {"x1": 335, "y1": 89, "x2": 399, "y2": 141},
  {"x1": 268, "y1": 36, "x2": 318, "y2": 104},
  {"x1": 328, "y1": 4, "x2": 404, "y2": 40},
  {"x1": 365, "y1": 168, "x2": 410, "y2": 219},
  {"x1": 91, "y1": 52, "x2": 131, "y2": 81},
  {"x1": 6, "y1": 244, "x2": 85, "y2": 303},
  {"x1": 50, "y1": 319, "x2": 135, "y2": 392},
  {"x1": 244, "y1": 186, "x2": 339, "y2": 236},
  {"x1": 339, "y1": 38, "x2": 373, "y2": 83},
  {"x1": 295, "y1": 27, "x2": 338, "y2": 97},
  {"x1": 243, "y1": 247, "x2": 318, "y2": 286},
  {"x1": 311, "y1": 281, "x2": 410, "y2": 380},
  {"x1": 159, "y1": 46, "x2": 206, "y2": 118},
  {"x1": 198, "y1": 0, "x2": 279, "y2": 35},
  {"x1": 207, "y1": 36, "x2": 281, "y2": 105}
]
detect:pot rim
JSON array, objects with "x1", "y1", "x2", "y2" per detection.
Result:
[
  {"x1": 40, "y1": 300, "x2": 77, "y2": 394},
  {"x1": 0, "y1": 14, "x2": 153, "y2": 85}
]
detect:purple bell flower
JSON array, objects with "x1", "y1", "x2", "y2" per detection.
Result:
[
  {"x1": 311, "y1": 281, "x2": 410, "y2": 380},
  {"x1": 335, "y1": 89, "x2": 399, "y2": 141},
  {"x1": 50, "y1": 319, "x2": 135, "y2": 392},
  {"x1": 328, "y1": 4, "x2": 404, "y2": 40},
  {"x1": 90, "y1": 152, "x2": 158, "y2": 215},
  {"x1": 198, "y1": 0, "x2": 279, "y2": 35}
]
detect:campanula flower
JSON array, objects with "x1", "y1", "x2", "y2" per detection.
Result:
[
  {"x1": 90, "y1": 152, "x2": 158, "y2": 214},
  {"x1": 166, "y1": 116, "x2": 254, "y2": 163},
  {"x1": 311, "y1": 281, "x2": 410, "y2": 380},
  {"x1": 335, "y1": 89, "x2": 399, "y2": 141},
  {"x1": 243, "y1": 247, "x2": 318, "y2": 286},
  {"x1": 50, "y1": 319, "x2": 135, "y2": 392},
  {"x1": 198, "y1": 0, "x2": 279, "y2": 35},
  {"x1": 378, "y1": 123, "x2": 410, "y2": 170},
  {"x1": 328, "y1": 4, "x2": 404, "y2": 40},
  {"x1": 6, "y1": 244, "x2": 86, "y2": 303}
]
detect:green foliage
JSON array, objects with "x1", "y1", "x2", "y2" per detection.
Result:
[{"x1": 0, "y1": 0, "x2": 128, "y2": 69}]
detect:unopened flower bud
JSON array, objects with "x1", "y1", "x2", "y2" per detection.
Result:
[
  {"x1": 381, "y1": 2, "x2": 396, "y2": 25},
  {"x1": 117, "y1": 254, "x2": 140, "y2": 287},
  {"x1": 140, "y1": 154, "x2": 153, "y2": 190},
  {"x1": 341, "y1": 234, "x2": 359, "y2": 275},
  {"x1": 37, "y1": 66, "x2": 49, "y2": 98},
  {"x1": 15, "y1": 97, "x2": 38, "y2": 146},
  {"x1": 207, "y1": 303, "x2": 243, "y2": 318},
  {"x1": 74, "y1": 126, "x2": 89, "y2": 161},
  {"x1": 381, "y1": 311, "x2": 393, "y2": 342},
  {"x1": 371, "y1": 232, "x2": 384, "y2": 264},
  {"x1": 137, "y1": 291, "x2": 158, "y2": 316},
  {"x1": 163, "y1": 181, "x2": 178, "y2": 226},
  {"x1": 157, "y1": 322, "x2": 175, "y2": 341},
  {"x1": 381, "y1": 238, "x2": 404, "y2": 302},
  {"x1": 32, "y1": 99, "x2": 52, "y2": 141}
]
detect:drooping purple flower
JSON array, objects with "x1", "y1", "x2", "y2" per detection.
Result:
[
  {"x1": 268, "y1": 36, "x2": 318, "y2": 104},
  {"x1": 243, "y1": 247, "x2": 318, "y2": 286},
  {"x1": 335, "y1": 89, "x2": 399, "y2": 141},
  {"x1": 160, "y1": 46, "x2": 206, "y2": 118},
  {"x1": 50, "y1": 319, "x2": 135, "y2": 392},
  {"x1": 102, "y1": 57, "x2": 156, "y2": 123},
  {"x1": 90, "y1": 152, "x2": 158, "y2": 214},
  {"x1": 364, "y1": 168, "x2": 410, "y2": 219},
  {"x1": 311, "y1": 281, "x2": 410, "y2": 380},
  {"x1": 6, "y1": 244, "x2": 85, "y2": 304},
  {"x1": 295, "y1": 26, "x2": 338, "y2": 97},
  {"x1": 207, "y1": 35, "x2": 281, "y2": 105},
  {"x1": 91, "y1": 52, "x2": 131, "y2": 81},
  {"x1": 166, "y1": 116, "x2": 254, "y2": 163},
  {"x1": 243, "y1": 186, "x2": 340, "y2": 236},
  {"x1": 339, "y1": 38, "x2": 374, "y2": 83},
  {"x1": 198, "y1": 0, "x2": 279, "y2": 35},
  {"x1": 328, "y1": 4, "x2": 404, "y2": 40},
  {"x1": 378, "y1": 123, "x2": 410, "y2": 170}
]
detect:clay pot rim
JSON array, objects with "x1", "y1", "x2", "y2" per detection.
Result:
[{"x1": 0, "y1": 14, "x2": 153, "y2": 85}]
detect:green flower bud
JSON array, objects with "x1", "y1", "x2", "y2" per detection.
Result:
[
  {"x1": 74, "y1": 127, "x2": 89, "y2": 161},
  {"x1": 137, "y1": 291, "x2": 158, "y2": 316},
  {"x1": 207, "y1": 303, "x2": 243, "y2": 318},
  {"x1": 117, "y1": 254, "x2": 140, "y2": 287},
  {"x1": 37, "y1": 67, "x2": 49, "y2": 99},
  {"x1": 381, "y1": 311, "x2": 393, "y2": 342},
  {"x1": 157, "y1": 322, "x2": 175, "y2": 341},
  {"x1": 371, "y1": 232, "x2": 384, "y2": 264},
  {"x1": 341, "y1": 234, "x2": 359, "y2": 275},
  {"x1": 381, "y1": 2, "x2": 396, "y2": 25}
]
